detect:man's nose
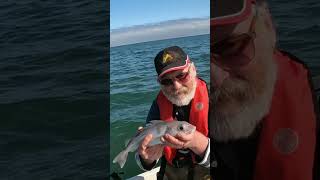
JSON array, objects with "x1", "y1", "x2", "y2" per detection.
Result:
[
  {"x1": 211, "y1": 63, "x2": 230, "y2": 88},
  {"x1": 172, "y1": 80, "x2": 182, "y2": 89}
]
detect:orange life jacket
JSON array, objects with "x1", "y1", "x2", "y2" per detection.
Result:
[
  {"x1": 156, "y1": 78, "x2": 209, "y2": 165},
  {"x1": 254, "y1": 50, "x2": 317, "y2": 180}
]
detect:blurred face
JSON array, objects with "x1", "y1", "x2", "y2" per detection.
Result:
[
  {"x1": 210, "y1": 5, "x2": 277, "y2": 141},
  {"x1": 159, "y1": 63, "x2": 197, "y2": 106}
]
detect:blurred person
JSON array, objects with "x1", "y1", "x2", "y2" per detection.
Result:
[{"x1": 210, "y1": 0, "x2": 319, "y2": 180}]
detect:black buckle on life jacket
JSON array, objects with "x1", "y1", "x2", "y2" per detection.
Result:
[{"x1": 172, "y1": 155, "x2": 192, "y2": 168}]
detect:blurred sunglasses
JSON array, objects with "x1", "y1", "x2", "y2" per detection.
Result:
[
  {"x1": 159, "y1": 65, "x2": 191, "y2": 86},
  {"x1": 211, "y1": 9, "x2": 257, "y2": 69}
]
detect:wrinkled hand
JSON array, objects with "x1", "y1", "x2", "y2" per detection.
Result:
[
  {"x1": 163, "y1": 130, "x2": 208, "y2": 157},
  {"x1": 163, "y1": 129, "x2": 196, "y2": 149},
  {"x1": 137, "y1": 127, "x2": 164, "y2": 165}
]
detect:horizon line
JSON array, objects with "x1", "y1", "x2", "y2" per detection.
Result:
[
  {"x1": 110, "y1": 33, "x2": 209, "y2": 48},
  {"x1": 110, "y1": 16, "x2": 210, "y2": 32}
]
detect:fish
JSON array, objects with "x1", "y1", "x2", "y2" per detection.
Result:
[{"x1": 112, "y1": 120, "x2": 196, "y2": 168}]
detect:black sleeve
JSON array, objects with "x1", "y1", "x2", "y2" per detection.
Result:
[
  {"x1": 146, "y1": 100, "x2": 160, "y2": 123},
  {"x1": 310, "y1": 74, "x2": 320, "y2": 180}
]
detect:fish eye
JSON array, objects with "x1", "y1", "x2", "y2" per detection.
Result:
[{"x1": 179, "y1": 125, "x2": 184, "y2": 130}]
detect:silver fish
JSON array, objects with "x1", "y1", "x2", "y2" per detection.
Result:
[{"x1": 113, "y1": 120, "x2": 196, "y2": 168}]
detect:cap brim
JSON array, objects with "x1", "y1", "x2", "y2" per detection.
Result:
[
  {"x1": 211, "y1": 0, "x2": 254, "y2": 26},
  {"x1": 158, "y1": 56, "x2": 190, "y2": 78}
]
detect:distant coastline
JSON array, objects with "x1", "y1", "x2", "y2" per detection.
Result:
[
  {"x1": 110, "y1": 34, "x2": 209, "y2": 48},
  {"x1": 110, "y1": 17, "x2": 209, "y2": 47}
]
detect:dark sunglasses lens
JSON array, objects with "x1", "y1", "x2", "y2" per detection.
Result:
[
  {"x1": 213, "y1": 34, "x2": 250, "y2": 56},
  {"x1": 176, "y1": 72, "x2": 188, "y2": 80},
  {"x1": 160, "y1": 79, "x2": 173, "y2": 86},
  {"x1": 212, "y1": 35, "x2": 254, "y2": 67}
]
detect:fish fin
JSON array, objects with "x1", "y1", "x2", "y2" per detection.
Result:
[
  {"x1": 146, "y1": 120, "x2": 164, "y2": 127},
  {"x1": 126, "y1": 127, "x2": 145, "y2": 146},
  {"x1": 148, "y1": 137, "x2": 163, "y2": 146},
  {"x1": 125, "y1": 139, "x2": 130, "y2": 147},
  {"x1": 113, "y1": 150, "x2": 129, "y2": 168}
]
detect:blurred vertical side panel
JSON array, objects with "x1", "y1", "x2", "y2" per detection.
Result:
[
  {"x1": 210, "y1": 0, "x2": 320, "y2": 179},
  {"x1": 0, "y1": 0, "x2": 109, "y2": 179}
]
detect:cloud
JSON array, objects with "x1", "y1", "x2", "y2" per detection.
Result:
[{"x1": 110, "y1": 18, "x2": 209, "y2": 47}]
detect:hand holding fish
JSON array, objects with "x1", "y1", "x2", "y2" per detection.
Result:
[
  {"x1": 138, "y1": 133, "x2": 164, "y2": 165},
  {"x1": 163, "y1": 130, "x2": 209, "y2": 158},
  {"x1": 113, "y1": 120, "x2": 196, "y2": 168}
]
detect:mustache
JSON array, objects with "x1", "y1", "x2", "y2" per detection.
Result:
[
  {"x1": 210, "y1": 77, "x2": 253, "y2": 105},
  {"x1": 173, "y1": 87, "x2": 188, "y2": 94}
]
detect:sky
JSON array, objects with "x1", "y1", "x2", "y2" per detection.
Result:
[
  {"x1": 110, "y1": 0, "x2": 210, "y2": 30},
  {"x1": 110, "y1": 0, "x2": 210, "y2": 47}
]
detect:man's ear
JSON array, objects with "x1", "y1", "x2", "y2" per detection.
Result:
[
  {"x1": 190, "y1": 63, "x2": 197, "y2": 77},
  {"x1": 258, "y1": 4, "x2": 277, "y2": 46},
  {"x1": 265, "y1": 12, "x2": 274, "y2": 32},
  {"x1": 258, "y1": 3, "x2": 275, "y2": 32}
]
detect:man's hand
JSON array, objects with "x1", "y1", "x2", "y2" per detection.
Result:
[
  {"x1": 137, "y1": 127, "x2": 164, "y2": 165},
  {"x1": 163, "y1": 130, "x2": 209, "y2": 158}
]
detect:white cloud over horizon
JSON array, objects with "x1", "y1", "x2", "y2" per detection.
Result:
[{"x1": 110, "y1": 18, "x2": 209, "y2": 47}]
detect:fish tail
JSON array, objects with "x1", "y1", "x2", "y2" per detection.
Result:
[{"x1": 113, "y1": 150, "x2": 129, "y2": 168}]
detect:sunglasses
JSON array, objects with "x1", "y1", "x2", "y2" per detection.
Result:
[
  {"x1": 212, "y1": 10, "x2": 257, "y2": 69},
  {"x1": 159, "y1": 67, "x2": 191, "y2": 86}
]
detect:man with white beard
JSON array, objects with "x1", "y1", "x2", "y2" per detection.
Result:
[
  {"x1": 135, "y1": 46, "x2": 211, "y2": 180},
  {"x1": 210, "y1": 0, "x2": 319, "y2": 180}
]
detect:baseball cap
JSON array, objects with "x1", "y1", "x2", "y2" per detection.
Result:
[
  {"x1": 154, "y1": 46, "x2": 191, "y2": 78},
  {"x1": 211, "y1": 0, "x2": 256, "y2": 25}
]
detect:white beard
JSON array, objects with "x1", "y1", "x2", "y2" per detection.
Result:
[
  {"x1": 210, "y1": 61, "x2": 277, "y2": 142},
  {"x1": 162, "y1": 80, "x2": 197, "y2": 106}
]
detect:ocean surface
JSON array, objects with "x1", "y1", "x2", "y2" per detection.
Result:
[
  {"x1": 0, "y1": 0, "x2": 108, "y2": 179},
  {"x1": 270, "y1": 0, "x2": 320, "y2": 75},
  {"x1": 1, "y1": 0, "x2": 320, "y2": 179}
]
